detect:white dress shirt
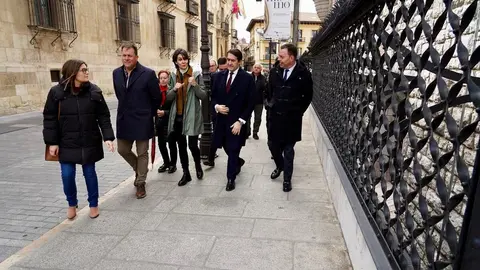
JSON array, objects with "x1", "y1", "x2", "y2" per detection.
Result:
[
  {"x1": 283, "y1": 62, "x2": 296, "y2": 81},
  {"x1": 215, "y1": 68, "x2": 246, "y2": 125},
  {"x1": 226, "y1": 68, "x2": 239, "y2": 85}
]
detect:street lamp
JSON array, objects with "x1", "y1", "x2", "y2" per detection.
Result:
[{"x1": 199, "y1": 0, "x2": 212, "y2": 159}]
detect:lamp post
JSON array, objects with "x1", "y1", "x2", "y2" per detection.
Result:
[{"x1": 199, "y1": 0, "x2": 212, "y2": 159}]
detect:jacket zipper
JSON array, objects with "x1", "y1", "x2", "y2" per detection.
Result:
[{"x1": 76, "y1": 96, "x2": 84, "y2": 163}]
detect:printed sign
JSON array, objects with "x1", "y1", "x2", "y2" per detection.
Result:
[{"x1": 263, "y1": 0, "x2": 292, "y2": 40}]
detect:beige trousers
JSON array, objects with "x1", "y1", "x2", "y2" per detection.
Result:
[{"x1": 117, "y1": 139, "x2": 149, "y2": 186}]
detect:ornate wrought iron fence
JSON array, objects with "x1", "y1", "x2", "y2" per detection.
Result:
[{"x1": 305, "y1": 0, "x2": 480, "y2": 268}]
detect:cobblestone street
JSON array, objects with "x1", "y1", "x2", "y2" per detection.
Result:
[{"x1": 0, "y1": 104, "x2": 351, "y2": 269}]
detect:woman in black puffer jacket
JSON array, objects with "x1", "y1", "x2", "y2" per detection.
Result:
[{"x1": 43, "y1": 59, "x2": 115, "y2": 220}]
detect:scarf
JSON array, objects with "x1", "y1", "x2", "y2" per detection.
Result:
[
  {"x1": 160, "y1": 84, "x2": 167, "y2": 106},
  {"x1": 175, "y1": 66, "x2": 193, "y2": 115}
]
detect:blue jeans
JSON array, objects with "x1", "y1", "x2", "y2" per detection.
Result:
[{"x1": 60, "y1": 162, "x2": 99, "y2": 207}]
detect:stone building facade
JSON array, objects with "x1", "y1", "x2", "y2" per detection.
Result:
[{"x1": 0, "y1": 0, "x2": 236, "y2": 116}]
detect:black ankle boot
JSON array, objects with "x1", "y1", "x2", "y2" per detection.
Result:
[
  {"x1": 158, "y1": 163, "x2": 168, "y2": 173},
  {"x1": 168, "y1": 165, "x2": 177, "y2": 174},
  {"x1": 283, "y1": 181, "x2": 292, "y2": 192},
  {"x1": 195, "y1": 163, "x2": 204, "y2": 180},
  {"x1": 178, "y1": 171, "x2": 192, "y2": 186}
]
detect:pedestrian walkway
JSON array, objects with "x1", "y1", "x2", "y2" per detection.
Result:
[
  {"x1": 0, "y1": 98, "x2": 130, "y2": 263},
  {"x1": 0, "y1": 111, "x2": 351, "y2": 270}
]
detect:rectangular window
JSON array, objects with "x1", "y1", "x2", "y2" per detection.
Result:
[
  {"x1": 28, "y1": 0, "x2": 77, "y2": 32},
  {"x1": 159, "y1": 13, "x2": 175, "y2": 48},
  {"x1": 115, "y1": 0, "x2": 140, "y2": 42},
  {"x1": 186, "y1": 24, "x2": 198, "y2": 53},
  {"x1": 50, "y1": 69, "x2": 61, "y2": 82}
]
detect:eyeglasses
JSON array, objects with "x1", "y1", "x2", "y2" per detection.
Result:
[{"x1": 80, "y1": 68, "x2": 89, "y2": 74}]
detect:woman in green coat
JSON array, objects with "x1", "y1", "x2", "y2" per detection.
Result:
[{"x1": 166, "y1": 49, "x2": 207, "y2": 186}]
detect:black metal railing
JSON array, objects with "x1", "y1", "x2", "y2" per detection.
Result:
[
  {"x1": 304, "y1": 0, "x2": 480, "y2": 269},
  {"x1": 28, "y1": 0, "x2": 76, "y2": 32}
]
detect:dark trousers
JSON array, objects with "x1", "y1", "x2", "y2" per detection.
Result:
[
  {"x1": 248, "y1": 104, "x2": 264, "y2": 135},
  {"x1": 225, "y1": 146, "x2": 242, "y2": 180},
  {"x1": 60, "y1": 162, "x2": 98, "y2": 207},
  {"x1": 208, "y1": 112, "x2": 218, "y2": 160},
  {"x1": 168, "y1": 118, "x2": 201, "y2": 172},
  {"x1": 268, "y1": 141, "x2": 296, "y2": 182},
  {"x1": 157, "y1": 131, "x2": 170, "y2": 166}
]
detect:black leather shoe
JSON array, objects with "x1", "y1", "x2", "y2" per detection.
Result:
[
  {"x1": 178, "y1": 172, "x2": 192, "y2": 186},
  {"x1": 195, "y1": 164, "x2": 204, "y2": 180},
  {"x1": 158, "y1": 163, "x2": 168, "y2": 173},
  {"x1": 253, "y1": 133, "x2": 259, "y2": 140},
  {"x1": 168, "y1": 166, "x2": 177, "y2": 174},
  {"x1": 203, "y1": 160, "x2": 215, "y2": 167},
  {"x1": 226, "y1": 179, "x2": 236, "y2": 191},
  {"x1": 271, "y1": 168, "x2": 283, "y2": 179},
  {"x1": 236, "y1": 158, "x2": 246, "y2": 175},
  {"x1": 283, "y1": 181, "x2": 292, "y2": 192}
]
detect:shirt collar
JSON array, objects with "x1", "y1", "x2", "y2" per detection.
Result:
[
  {"x1": 230, "y1": 68, "x2": 239, "y2": 75},
  {"x1": 123, "y1": 65, "x2": 137, "y2": 74},
  {"x1": 285, "y1": 62, "x2": 296, "y2": 72}
]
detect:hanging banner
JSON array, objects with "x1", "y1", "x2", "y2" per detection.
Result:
[{"x1": 263, "y1": 0, "x2": 292, "y2": 40}]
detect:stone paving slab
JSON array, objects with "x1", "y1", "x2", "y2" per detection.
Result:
[{"x1": 0, "y1": 112, "x2": 352, "y2": 269}]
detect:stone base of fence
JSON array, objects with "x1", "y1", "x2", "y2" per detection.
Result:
[{"x1": 307, "y1": 106, "x2": 393, "y2": 270}]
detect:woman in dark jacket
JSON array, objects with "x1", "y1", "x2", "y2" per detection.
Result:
[
  {"x1": 43, "y1": 59, "x2": 115, "y2": 220},
  {"x1": 156, "y1": 70, "x2": 174, "y2": 173}
]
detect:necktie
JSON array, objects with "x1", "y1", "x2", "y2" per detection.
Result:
[
  {"x1": 283, "y1": 69, "x2": 289, "y2": 81},
  {"x1": 226, "y1": 72, "x2": 234, "y2": 93}
]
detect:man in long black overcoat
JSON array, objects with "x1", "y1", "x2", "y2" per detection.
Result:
[{"x1": 266, "y1": 43, "x2": 313, "y2": 192}]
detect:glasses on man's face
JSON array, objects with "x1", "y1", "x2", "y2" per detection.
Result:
[{"x1": 80, "y1": 68, "x2": 89, "y2": 74}]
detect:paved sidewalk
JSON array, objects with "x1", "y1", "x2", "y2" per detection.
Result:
[
  {"x1": 0, "y1": 97, "x2": 132, "y2": 263},
  {"x1": 0, "y1": 112, "x2": 351, "y2": 270}
]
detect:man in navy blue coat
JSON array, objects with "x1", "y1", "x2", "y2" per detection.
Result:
[
  {"x1": 113, "y1": 42, "x2": 161, "y2": 199},
  {"x1": 209, "y1": 49, "x2": 255, "y2": 191}
]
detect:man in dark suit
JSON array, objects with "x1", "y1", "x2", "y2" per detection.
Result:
[
  {"x1": 209, "y1": 49, "x2": 255, "y2": 191},
  {"x1": 113, "y1": 42, "x2": 161, "y2": 199},
  {"x1": 203, "y1": 57, "x2": 228, "y2": 167},
  {"x1": 267, "y1": 43, "x2": 313, "y2": 192},
  {"x1": 247, "y1": 63, "x2": 267, "y2": 140}
]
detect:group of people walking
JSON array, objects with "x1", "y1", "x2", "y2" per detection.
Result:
[{"x1": 42, "y1": 42, "x2": 313, "y2": 220}]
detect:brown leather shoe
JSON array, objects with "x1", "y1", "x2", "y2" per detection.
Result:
[{"x1": 136, "y1": 184, "x2": 146, "y2": 199}]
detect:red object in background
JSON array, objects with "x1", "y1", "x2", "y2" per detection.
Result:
[{"x1": 151, "y1": 119, "x2": 156, "y2": 168}]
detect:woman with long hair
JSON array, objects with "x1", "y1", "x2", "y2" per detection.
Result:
[
  {"x1": 43, "y1": 59, "x2": 115, "y2": 220},
  {"x1": 166, "y1": 49, "x2": 206, "y2": 186},
  {"x1": 156, "y1": 70, "x2": 174, "y2": 173}
]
